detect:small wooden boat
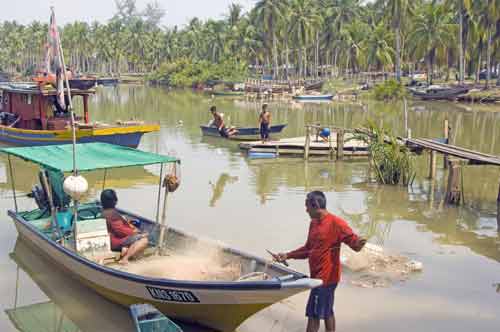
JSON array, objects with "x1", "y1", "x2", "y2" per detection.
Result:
[
  {"x1": 211, "y1": 90, "x2": 245, "y2": 97},
  {"x1": 304, "y1": 80, "x2": 325, "y2": 91},
  {"x1": 69, "y1": 78, "x2": 96, "y2": 90},
  {"x1": 293, "y1": 94, "x2": 334, "y2": 101},
  {"x1": 2, "y1": 143, "x2": 321, "y2": 332},
  {"x1": 200, "y1": 124, "x2": 287, "y2": 140},
  {"x1": 410, "y1": 85, "x2": 469, "y2": 100},
  {"x1": 96, "y1": 78, "x2": 119, "y2": 86},
  {"x1": 130, "y1": 304, "x2": 183, "y2": 332}
]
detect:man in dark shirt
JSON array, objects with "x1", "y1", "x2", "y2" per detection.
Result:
[{"x1": 276, "y1": 191, "x2": 366, "y2": 332}]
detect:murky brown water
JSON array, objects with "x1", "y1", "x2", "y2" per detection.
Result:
[{"x1": 0, "y1": 86, "x2": 499, "y2": 332}]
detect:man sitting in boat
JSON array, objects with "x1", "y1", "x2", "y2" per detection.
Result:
[
  {"x1": 101, "y1": 189, "x2": 153, "y2": 264},
  {"x1": 209, "y1": 106, "x2": 237, "y2": 138}
]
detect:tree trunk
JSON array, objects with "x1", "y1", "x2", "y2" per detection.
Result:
[
  {"x1": 486, "y1": 26, "x2": 492, "y2": 89},
  {"x1": 426, "y1": 54, "x2": 432, "y2": 85},
  {"x1": 273, "y1": 32, "x2": 279, "y2": 79},
  {"x1": 395, "y1": 26, "x2": 401, "y2": 82},
  {"x1": 458, "y1": 9, "x2": 464, "y2": 84}
]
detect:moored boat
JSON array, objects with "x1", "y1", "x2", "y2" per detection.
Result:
[
  {"x1": 0, "y1": 82, "x2": 158, "y2": 147},
  {"x1": 68, "y1": 78, "x2": 96, "y2": 90},
  {"x1": 210, "y1": 90, "x2": 245, "y2": 97},
  {"x1": 1, "y1": 143, "x2": 321, "y2": 332},
  {"x1": 293, "y1": 94, "x2": 334, "y2": 101},
  {"x1": 200, "y1": 123, "x2": 287, "y2": 140},
  {"x1": 410, "y1": 85, "x2": 469, "y2": 100},
  {"x1": 96, "y1": 78, "x2": 119, "y2": 86},
  {"x1": 130, "y1": 303, "x2": 183, "y2": 332}
]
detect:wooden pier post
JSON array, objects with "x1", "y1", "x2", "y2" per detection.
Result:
[
  {"x1": 429, "y1": 150, "x2": 437, "y2": 179},
  {"x1": 336, "y1": 129, "x2": 344, "y2": 160},
  {"x1": 443, "y1": 119, "x2": 449, "y2": 169},
  {"x1": 304, "y1": 126, "x2": 311, "y2": 160},
  {"x1": 445, "y1": 159, "x2": 461, "y2": 205},
  {"x1": 497, "y1": 182, "x2": 500, "y2": 231}
]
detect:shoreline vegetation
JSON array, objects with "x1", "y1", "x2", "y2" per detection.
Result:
[{"x1": 1, "y1": 0, "x2": 500, "y2": 103}]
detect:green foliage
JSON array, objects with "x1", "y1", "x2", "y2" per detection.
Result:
[
  {"x1": 358, "y1": 121, "x2": 415, "y2": 186},
  {"x1": 373, "y1": 79, "x2": 406, "y2": 100},
  {"x1": 147, "y1": 58, "x2": 248, "y2": 87}
]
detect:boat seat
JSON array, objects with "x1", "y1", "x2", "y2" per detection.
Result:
[{"x1": 75, "y1": 218, "x2": 113, "y2": 262}]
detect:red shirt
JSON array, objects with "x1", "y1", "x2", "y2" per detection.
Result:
[
  {"x1": 286, "y1": 213, "x2": 359, "y2": 285},
  {"x1": 103, "y1": 209, "x2": 136, "y2": 250}
]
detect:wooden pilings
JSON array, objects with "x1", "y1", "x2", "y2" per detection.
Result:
[
  {"x1": 336, "y1": 129, "x2": 344, "y2": 160},
  {"x1": 443, "y1": 119, "x2": 450, "y2": 169},
  {"x1": 497, "y1": 182, "x2": 500, "y2": 230},
  {"x1": 445, "y1": 159, "x2": 461, "y2": 205}
]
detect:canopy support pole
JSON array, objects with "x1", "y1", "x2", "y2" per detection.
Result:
[
  {"x1": 155, "y1": 163, "x2": 164, "y2": 224},
  {"x1": 40, "y1": 171, "x2": 63, "y2": 240},
  {"x1": 7, "y1": 155, "x2": 18, "y2": 213},
  {"x1": 102, "y1": 169, "x2": 108, "y2": 191},
  {"x1": 157, "y1": 184, "x2": 169, "y2": 254}
]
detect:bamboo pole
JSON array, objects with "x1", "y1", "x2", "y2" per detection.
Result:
[
  {"x1": 443, "y1": 119, "x2": 449, "y2": 169},
  {"x1": 497, "y1": 182, "x2": 500, "y2": 231},
  {"x1": 445, "y1": 159, "x2": 461, "y2": 205},
  {"x1": 7, "y1": 155, "x2": 18, "y2": 213},
  {"x1": 304, "y1": 126, "x2": 311, "y2": 159}
]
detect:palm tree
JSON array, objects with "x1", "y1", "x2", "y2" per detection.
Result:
[
  {"x1": 363, "y1": 21, "x2": 394, "y2": 76},
  {"x1": 408, "y1": 2, "x2": 455, "y2": 84},
  {"x1": 254, "y1": 0, "x2": 285, "y2": 78},
  {"x1": 385, "y1": 0, "x2": 415, "y2": 82},
  {"x1": 445, "y1": 0, "x2": 472, "y2": 84}
]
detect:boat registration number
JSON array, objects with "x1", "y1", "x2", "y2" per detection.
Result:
[{"x1": 146, "y1": 286, "x2": 200, "y2": 303}]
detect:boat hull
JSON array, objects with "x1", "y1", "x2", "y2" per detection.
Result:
[
  {"x1": 200, "y1": 124, "x2": 286, "y2": 140},
  {"x1": 411, "y1": 87, "x2": 469, "y2": 100},
  {"x1": 293, "y1": 94, "x2": 333, "y2": 101},
  {"x1": 10, "y1": 210, "x2": 318, "y2": 332},
  {"x1": 0, "y1": 124, "x2": 159, "y2": 148}
]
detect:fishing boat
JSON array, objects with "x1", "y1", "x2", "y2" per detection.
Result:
[
  {"x1": 68, "y1": 78, "x2": 96, "y2": 90},
  {"x1": 210, "y1": 90, "x2": 245, "y2": 97},
  {"x1": 293, "y1": 94, "x2": 334, "y2": 101},
  {"x1": 0, "y1": 82, "x2": 158, "y2": 147},
  {"x1": 410, "y1": 85, "x2": 469, "y2": 100},
  {"x1": 96, "y1": 78, "x2": 119, "y2": 86},
  {"x1": 1, "y1": 142, "x2": 321, "y2": 332},
  {"x1": 200, "y1": 123, "x2": 287, "y2": 140}
]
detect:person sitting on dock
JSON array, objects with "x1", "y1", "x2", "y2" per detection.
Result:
[
  {"x1": 275, "y1": 191, "x2": 366, "y2": 332},
  {"x1": 210, "y1": 106, "x2": 237, "y2": 138},
  {"x1": 101, "y1": 189, "x2": 150, "y2": 264},
  {"x1": 259, "y1": 103, "x2": 271, "y2": 142}
]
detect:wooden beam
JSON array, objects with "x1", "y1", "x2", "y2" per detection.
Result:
[
  {"x1": 443, "y1": 119, "x2": 450, "y2": 169},
  {"x1": 304, "y1": 127, "x2": 311, "y2": 160}
]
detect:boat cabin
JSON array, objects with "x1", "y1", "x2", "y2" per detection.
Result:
[{"x1": 0, "y1": 83, "x2": 93, "y2": 130}]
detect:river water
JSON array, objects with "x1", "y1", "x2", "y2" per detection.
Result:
[{"x1": 0, "y1": 86, "x2": 498, "y2": 332}]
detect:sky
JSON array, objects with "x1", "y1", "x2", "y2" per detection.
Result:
[{"x1": 0, "y1": 0, "x2": 255, "y2": 27}]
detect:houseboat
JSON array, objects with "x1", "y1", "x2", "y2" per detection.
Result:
[{"x1": 0, "y1": 82, "x2": 159, "y2": 147}]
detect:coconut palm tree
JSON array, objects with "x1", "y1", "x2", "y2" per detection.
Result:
[
  {"x1": 408, "y1": 2, "x2": 455, "y2": 84},
  {"x1": 445, "y1": 0, "x2": 472, "y2": 84}
]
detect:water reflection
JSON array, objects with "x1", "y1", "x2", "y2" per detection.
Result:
[{"x1": 209, "y1": 173, "x2": 238, "y2": 207}]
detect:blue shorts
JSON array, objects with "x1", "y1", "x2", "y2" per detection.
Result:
[
  {"x1": 306, "y1": 283, "x2": 337, "y2": 319},
  {"x1": 260, "y1": 123, "x2": 270, "y2": 139}
]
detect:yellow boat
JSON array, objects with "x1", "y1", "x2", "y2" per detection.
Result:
[
  {"x1": 2, "y1": 143, "x2": 321, "y2": 332},
  {"x1": 0, "y1": 83, "x2": 158, "y2": 147}
]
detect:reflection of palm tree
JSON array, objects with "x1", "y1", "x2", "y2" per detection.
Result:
[{"x1": 209, "y1": 173, "x2": 238, "y2": 207}]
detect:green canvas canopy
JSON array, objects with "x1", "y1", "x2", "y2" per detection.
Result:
[{"x1": 0, "y1": 143, "x2": 178, "y2": 172}]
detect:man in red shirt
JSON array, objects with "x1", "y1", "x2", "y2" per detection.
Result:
[{"x1": 277, "y1": 191, "x2": 366, "y2": 332}]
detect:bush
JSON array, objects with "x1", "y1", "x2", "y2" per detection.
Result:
[
  {"x1": 147, "y1": 58, "x2": 248, "y2": 87},
  {"x1": 373, "y1": 79, "x2": 406, "y2": 100},
  {"x1": 358, "y1": 121, "x2": 415, "y2": 186}
]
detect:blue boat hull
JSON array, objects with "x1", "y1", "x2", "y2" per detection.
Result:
[
  {"x1": 200, "y1": 124, "x2": 286, "y2": 140},
  {"x1": 293, "y1": 94, "x2": 333, "y2": 101}
]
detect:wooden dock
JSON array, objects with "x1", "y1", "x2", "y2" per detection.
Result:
[{"x1": 239, "y1": 132, "x2": 368, "y2": 158}]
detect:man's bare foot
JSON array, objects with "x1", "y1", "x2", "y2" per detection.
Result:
[
  {"x1": 118, "y1": 258, "x2": 129, "y2": 265},
  {"x1": 121, "y1": 247, "x2": 129, "y2": 257}
]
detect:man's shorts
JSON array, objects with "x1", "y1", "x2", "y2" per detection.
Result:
[
  {"x1": 260, "y1": 123, "x2": 270, "y2": 139},
  {"x1": 305, "y1": 283, "x2": 337, "y2": 319}
]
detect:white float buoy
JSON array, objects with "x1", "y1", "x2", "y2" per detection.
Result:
[{"x1": 63, "y1": 175, "x2": 89, "y2": 200}]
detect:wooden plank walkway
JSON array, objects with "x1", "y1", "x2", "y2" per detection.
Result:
[
  {"x1": 239, "y1": 134, "x2": 369, "y2": 157},
  {"x1": 406, "y1": 138, "x2": 500, "y2": 166}
]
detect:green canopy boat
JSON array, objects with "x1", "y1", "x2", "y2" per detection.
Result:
[{"x1": 2, "y1": 142, "x2": 321, "y2": 332}]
